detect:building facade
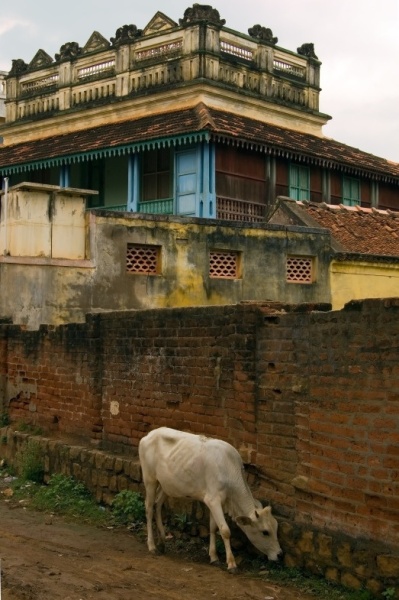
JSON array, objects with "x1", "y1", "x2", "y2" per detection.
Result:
[
  {"x1": 0, "y1": 182, "x2": 332, "y2": 329},
  {"x1": 0, "y1": 5, "x2": 398, "y2": 220},
  {"x1": 274, "y1": 198, "x2": 399, "y2": 308}
]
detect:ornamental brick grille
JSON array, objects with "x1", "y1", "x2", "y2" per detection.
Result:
[
  {"x1": 286, "y1": 256, "x2": 313, "y2": 283},
  {"x1": 126, "y1": 244, "x2": 160, "y2": 274},
  {"x1": 209, "y1": 251, "x2": 239, "y2": 279}
]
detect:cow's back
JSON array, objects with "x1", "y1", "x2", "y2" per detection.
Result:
[{"x1": 139, "y1": 427, "x2": 242, "y2": 501}]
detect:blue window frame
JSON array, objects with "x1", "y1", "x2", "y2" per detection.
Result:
[
  {"x1": 289, "y1": 164, "x2": 310, "y2": 201},
  {"x1": 342, "y1": 177, "x2": 360, "y2": 206}
]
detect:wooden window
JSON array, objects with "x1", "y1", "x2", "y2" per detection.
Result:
[
  {"x1": 142, "y1": 148, "x2": 172, "y2": 202},
  {"x1": 216, "y1": 146, "x2": 266, "y2": 203},
  {"x1": 342, "y1": 177, "x2": 360, "y2": 206},
  {"x1": 289, "y1": 164, "x2": 310, "y2": 201},
  {"x1": 126, "y1": 244, "x2": 161, "y2": 275},
  {"x1": 209, "y1": 250, "x2": 240, "y2": 279},
  {"x1": 286, "y1": 256, "x2": 314, "y2": 283}
]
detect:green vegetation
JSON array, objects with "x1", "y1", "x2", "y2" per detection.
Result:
[
  {"x1": 0, "y1": 412, "x2": 10, "y2": 427},
  {"x1": 3, "y1": 465, "x2": 148, "y2": 529},
  {"x1": 15, "y1": 421, "x2": 43, "y2": 436},
  {"x1": 111, "y1": 489, "x2": 146, "y2": 526},
  {"x1": 16, "y1": 439, "x2": 44, "y2": 483},
  {"x1": 28, "y1": 474, "x2": 108, "y2": 524}
]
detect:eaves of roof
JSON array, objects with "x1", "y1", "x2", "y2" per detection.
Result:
[
  {"x1": 0, "y1": 103, "x2": 398, "y2": 183},
  {"x1": 333, "y1": 252, "x2": 399, "y2": 264}
]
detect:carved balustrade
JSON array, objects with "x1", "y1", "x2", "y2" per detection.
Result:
[{"x1": 4, "y1": 18, "x2": 320, "y2": 123}]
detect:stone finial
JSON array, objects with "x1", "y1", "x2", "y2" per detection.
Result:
[
  {"x1": 55, "y1": 42, "x2": 82, "y2": 62},
  {"x1": 110, "y1": 24, "x2": 142, "y2": 46},
  {"x1": 29, "y1": 49, "x2": 53, "y2": 70},
  {"x1": 179, "y1": 4, "x2": 226, "y2": 27},
  {"x1": 297, "y1": 43, "x2": 318, "y2": 60},
  {"x1": 8, "y1": 58, "x2": 28, "y2": 76},
  {"x1": 248, "y1": 24, "x2": 278, "y2": 45}
]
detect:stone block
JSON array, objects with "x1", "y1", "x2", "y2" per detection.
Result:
[
  {"x1": 297, "y1": 531, "x2": 314, "y2": 554},
  {"x1": 376, "y1": 554, "x2": 399, "y2": 577},
  {"x1": 109, "y1": 475, "x2": 118, "y2": 492},
  {"x1": 69, "y1": 446, "x2": 83, "y2": 460},
  {"x1": 114, "y1": 457, "x2": 123, "y2": 473},
  {"x1": 341, "y1": 572, "x2": 361, "y2": 590},
  {"x1": 117, "y1": 475, "x2": 128, "y2": 491},
  {"x1": 317, "y1": 533, "x2": 332, "y2": 559},
  {"x1": 129, "y1": 461, "x2": 142, "y2": 482},
  {"x1": 336, "y1": 542, "x2": 352, "y2": 568},
  {"x1": 325, "y1": 567, "x2": 339, "y2": 583}
]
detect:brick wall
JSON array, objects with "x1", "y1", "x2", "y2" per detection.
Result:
[
  {"x1": 0, "y1": 299, "x2": 398, "y2": 594},
  {"x1": 294, "y1": 300, "x2": 399, "y2": 547},
  {"x1": 2, "y1": 321, "x2": 103, "y2": 438}
]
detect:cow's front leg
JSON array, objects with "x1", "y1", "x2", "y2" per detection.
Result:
[{"x1": 207, "y1": 501, "x2": 237, "y2": 572}]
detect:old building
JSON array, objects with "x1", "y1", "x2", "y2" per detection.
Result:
[
  {"x1": 1, "y1": 5, "x2": 399, "y2": 329},
  {"x1": 0, "y1": 182, "x2": 332, "y2": 329},
  {"x1": 0, "y1": 5, "x2": 398, "y2": 217},
  {"x1": 274, "y1": 198, "x2": 399, "y2": 308}
]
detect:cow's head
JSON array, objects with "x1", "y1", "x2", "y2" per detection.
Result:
[{"x1": 236, "y1": 505, "x2": 282, "y2": 561}]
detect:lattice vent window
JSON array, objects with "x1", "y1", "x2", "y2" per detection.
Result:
[
  {"x1": 126, "y1": 244, "x2": 161, "y2": 275},
  {"x1": 209, "y1": 250, "x2": 240, "y2": 279},
  {"x1": 286, "y1": 256, "x2": 314, "y2": 283}
]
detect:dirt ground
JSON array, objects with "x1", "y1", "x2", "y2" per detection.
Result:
[{"x1": 0, "y1": 486, "x2": 316, "y2": 600}]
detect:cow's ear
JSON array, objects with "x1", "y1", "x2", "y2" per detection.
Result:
[{"x1": 236, "y1": 516, "x2": 252, "y2": 527}]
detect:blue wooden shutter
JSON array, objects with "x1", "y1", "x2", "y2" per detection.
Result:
[{"x1": 175, "y1": 149, "x2": 199, "y2": 216}]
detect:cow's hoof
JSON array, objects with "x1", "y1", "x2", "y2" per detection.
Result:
[
  {"x1": 228, "y1": 567, "x2": 238, "y2": 575},
  {"x1": 210, "y1": 559, "x2": 221, "y2": 567},
  {"x1": 156, "y1": 542, "x2": 165, "y2": 555}
]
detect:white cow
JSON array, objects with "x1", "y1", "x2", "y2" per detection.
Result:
[{"x1": 138, "y1": 427, "x2": 282, "y2": 572}]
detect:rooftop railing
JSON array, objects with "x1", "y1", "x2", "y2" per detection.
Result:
[{"x1": 4, "y1": 22, "x2": 320, "y2": 123}]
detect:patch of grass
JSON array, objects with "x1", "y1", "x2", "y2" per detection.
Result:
[
  {"x1": 8, "y1": 473, "x2": 145, "y2": 529},
  {"x1": 111, "y1": 490, "x2": 146, "y2": 526},
  {"x1": 0, "y1": 412, "x2": 10, "y2": 427},
  {"x1": 16, "y1": 439, "x2": 44, "y2": 483},
  {"x1": 171, "y1": 512, "x2": 192, "y2": 532},
  {"x1": 15, "y1": 421, "x2": 43, "y2": 435},
  {"x1": 25, "y1": 474, "x2": 108, "y2": 525}
]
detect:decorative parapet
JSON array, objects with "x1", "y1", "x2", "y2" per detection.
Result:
[
  {"x1": 3, "y1": 6, "x2": 321, "y2": 124},
  {"x1": 0, "y1": 71, "x2": 6, "y2": 120}
]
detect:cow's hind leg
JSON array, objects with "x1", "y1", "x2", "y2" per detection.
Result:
[
  {"x1": 143, "y1": 479, "x2": 158, "y2": 554},
  {"x1": 209, "y1": 512, "x2": 220, "y2": 565},
  {"x1": 154, "y1": 487, "x2": 167, "y2": 553}
]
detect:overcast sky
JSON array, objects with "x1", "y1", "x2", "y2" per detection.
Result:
[{"x1": 1, "y1": 0, "x2": 398, "y2": 162}]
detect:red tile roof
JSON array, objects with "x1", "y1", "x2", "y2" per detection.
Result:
[
  {"x1": 279, "y1": 199, "x2": 399, "y2": 257},
  {"x1": 0, "y1": 103, "x2": 398, "y2": 182}
]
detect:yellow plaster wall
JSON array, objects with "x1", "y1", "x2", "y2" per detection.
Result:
[{"x1": 331, "y1": 260, "x2": 399, "y2": 309}]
